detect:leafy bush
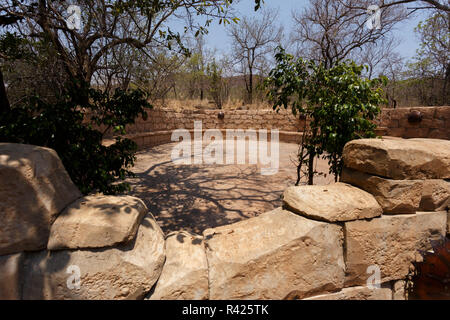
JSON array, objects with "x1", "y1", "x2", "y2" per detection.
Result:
[
  {"x1": 265, "y1": 48, "x2": 387, "y2": 184},
  {"x1": 0, "y1": 83, "x2": 151, "y2": 194}
]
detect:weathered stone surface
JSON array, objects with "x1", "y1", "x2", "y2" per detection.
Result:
[
  {"x1": 343, "y1": 138, "x2": 450, "y2": 179},
  {"x1": 447, "y1": 211, "x2": 450, "y2": 235},
  {"x1": 148, "y1": 231, "x2": 208, "y2": 300},
  {"x1": 204, "y1": 208, "x2": 345, "y2": 300},
  {"x1": 393, "y1": 280, "x2": 407, "y2": 300},
  {"x1": 0, "y1": 253, "x2": 24, "y2": 299},
  {"x1": 48, "y1": 195, "x2": 147, "y2": 250},
  {"x1": 341, "y1": 167, "x2": 423, "y2": 214},
  {"x1": 22, "y1": 213, "x2": 165, "y2": 300},
  {"x1": 304, "y1": 286, "x2": 392, "y2": 300},
  {"x1": 0, "y1": 143, "x2": 82, "y2": 255},
  {"x1": 282, "y1": 183, "x2": 382, "y2": 222},
  {"x1": 345, "y1": 211, "x2": 447, "y2": 286},
  {"x1": 419, "y1": 179, "x2": 450, "y2": 211}
]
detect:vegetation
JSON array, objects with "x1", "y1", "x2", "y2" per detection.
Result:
[
  {"x1": 0, "y1": 0, "x2": 448, "y2": 191},
  {"x1": 265, "y1": 48, "x2": 386, "y2": 184}
]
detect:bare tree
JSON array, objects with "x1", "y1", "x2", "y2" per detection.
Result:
[
  {"x1": 229, "y1": 9, "x2": 283, "y2": 104},
  {"x1": 291, "y1": 0, "x2": 408, "y2": 69},
  {"x1": 356, "y1": 37, "x2": 399, "y2": 79},
  {"x1": 339, "y1": 0, "x2": 450, "y2": 13},
  {"x1": 0, "y1": 0, "x2": 238, "y2": 99}
]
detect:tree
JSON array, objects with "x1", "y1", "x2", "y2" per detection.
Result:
[
  {"x1": 338, "y1": 0, "x2": 450, "y2": 13},
  {"x1": 291, "y1": 0, "x2": 407, "y2": 69},
  {"x1": 206, "y1": 59, "x2": 224, "y2": 109},
  {"x1": 229, "y1": 8, "x2": 283, "y2": 104},
  {"x1": 0, "y1": 0, "x2": 243, "y2": 99},
  {"x1": 410, "y1": 12, "x2": 449, "y2": 104},
  {"x1": 265, "y1": 48, "x2": 386, "y2": 184}
]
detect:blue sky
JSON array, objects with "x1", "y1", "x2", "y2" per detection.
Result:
[{"x1": 201, "y1": 0, "x2": 429, "y2": 62}]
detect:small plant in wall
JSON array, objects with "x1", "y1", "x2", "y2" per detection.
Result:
[{"x1": 264, "y1": 47, "x2": 387, "y2": 185}]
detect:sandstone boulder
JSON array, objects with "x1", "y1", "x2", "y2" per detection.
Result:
[
  {"x1": 282, "y1": 183, "x2": 382, "y2": 222},
  {"x1": 419, "y1": 179, "x2": 450, "y2": 211},
  {"x1": 0, "y1": 253, "x2": 24, "y2": 299},
  {"x1": 22, "y1": 213, "x2": 165, "y2": 300},
  {"x1": 343, "y1": 138, "x2": 450, "y2": 179},
  {"x1": 0, "y1": 143, "x2": 82, "y2": 255},
  {"x1": 203, "y1": 208, "x2": 345, "y2": 300},
  {"x1": 304, "y1": 286, "x2": 392, "y2": 300},
  {"x1": 447, "y1": 211, "x2": 450, "y2": 235},
  {"x1": 48, "y1": 195, "x2": 147, "y2": 250},
  {"x1": 344, "y1": 211, "x2": 447, "y2": 286},
  {"x1": 341, "y1": 167, "x2": 423, "y2": 214},
  {"x1": 148, "y1": 231, "x2": 209, "y2": 300},
  {"x1": 393, "y1": 280, "x2": 407, "y2": 300}
]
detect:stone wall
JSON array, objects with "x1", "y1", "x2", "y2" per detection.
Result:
[
  {"x1": 100, "y1": 106, "x2": 450, "y2": 150},
  {"x1": 0, "y1": 138, "x2": 449, "y2": 300},
  {"x1": 375, "y1": 106, "x2": 450, "y2": 140}
]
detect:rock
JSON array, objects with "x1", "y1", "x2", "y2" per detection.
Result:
[
  {"x1": 22, "y1": 213, "x2": 165, "y2": 300},
  {"x1": 304, "y1": 286, "x2": 392, "y2": 300},
  {"x1": 282, "y1": 183, "x2": 382, "y2": 222},
  {"x1": 345, "y1": 211, "x2": 447, "y2": 286},
  {"x1": 419, "y1": 179, "x2": 450, "y2": 211},
  {"x1": 343, "y1": 138, "x2": 450, "y2": 179},
  {"x1": 447, "y1": 211, "x2": 450, "y2": 236},
  {"x1": 0, "y1": 253, "x2": 24, "y2": 299},
  {"x1": 341, "y1": 167, "x2": 423, "y2": 214},
  {"x1": 393, "y1": 280, "x2": 407, "y2": 300},
  {"x1": 203, "y1": 208, "x2": 345, "y2": 300},
  {"x1": 148, "y1": 231, "x2": 209, "y2": 300},
  {"x1": 48, "y1": 195, "x2": 147, "y2": 250},
  {"x1": 0, "y1": 143, "x2": 82, "y2": 255}
]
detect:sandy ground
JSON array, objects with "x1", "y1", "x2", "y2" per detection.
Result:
[{"x1": 127, "y1": 141, "x2": 334, "y2": 235}]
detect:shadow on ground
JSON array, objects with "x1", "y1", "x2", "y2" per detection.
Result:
[{"x1": 127, "y1": 142, "x2": 333, "y2": 235}]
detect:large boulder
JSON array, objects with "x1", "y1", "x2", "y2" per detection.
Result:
[
  {"x1": 0, "y1": 143, "x2": 82, "y2": 256},
  {"x1": 148, "y1": 231, "x2": 209, "y2": 300},
  {"x1": 341, "y1": 167, "x2": 423, "y2": 214},
  {"x1": 48, "y1": 195, "x2": 147, "y2": 250},
  {"x1": 282, "y1": 183, "x2": 382, "y2": 222},
  {"x1": 203, "y1": 208, "x2": 345, "y2": 300},
  {"x1": 344, "y1": 211, "x2": 447, "y2": 286},
  {"x1": 0, "y1": 253, "x2": 24, "y2": 299},
  {"x1": 343, "y1": 138, "x2": 450, "y2": 179},
  {"x1": 303, "y1": 286, "x2": 392, "y2": 300},
  {"x1": 22, "y1": 213, "x2": 165, "y2": 300}
]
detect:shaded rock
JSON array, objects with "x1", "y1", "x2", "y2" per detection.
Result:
[
  {"x1": 343, "y1": 138, "x2": 450, "y2": 179},
  {"x1": 341, "y1": 167, "x2": 423, "y2": 214},
  {"x1": 282, "y1": 183, "x2": 382, "y2": 222},
  {"x1": 447, "y1": 211, "x2": 450, "y2": 235},
  {"x1": 393, "y1": 280, "x2": 407, "y2": 300},
  {"x1": 419, "y1": 179, "x2": 450, "y2": 211},
  {"x1": 148, "y1": 231, "x2": 208, "y2": 300},
  {"x1": 304, "y1": 286, "x2": 392, "y2": 300},
  {"x1": 345, "y1": 211, "x2": 447, "y2": 286},
  {"x1": 203, "y1": 208, "x2": 345, "y2": 300},
  {"x1": 0, "y1": 143, "x2": 82, "y2": 255},
  {"x1": 48, "y1": 195, "x2": 147, "y2": 250},
  {"x1": 0, "y1": 253, "x2": 24, "y2": 299},
  {"x1": 22, "y1": 213, "x2": 165, "y2": 300}
]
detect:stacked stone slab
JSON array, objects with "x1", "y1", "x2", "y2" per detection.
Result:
[
  {"x1": 1, "y1": 139, "x2": 449, "y2": 300},
  {"x1": 340, "y1": 138, "x2": 450, "y2": 299},
  {"x1": 0, "y1": 143, "x2": 165, "y2": 300}
]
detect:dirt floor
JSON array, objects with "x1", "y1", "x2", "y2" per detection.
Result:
[{"x1": 127, "y1": 141, "x2": 334, "y2": 235}]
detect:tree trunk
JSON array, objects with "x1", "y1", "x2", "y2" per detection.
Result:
[
  {"x1": 308, "y1": 151, "x2": 315, "y2": 185},
  {"x1": 248, "y1": 67, "x2": 253, "y2": 104},
  {"x1": 0, "y1": 69, "x2": 11, "y2": 113}
]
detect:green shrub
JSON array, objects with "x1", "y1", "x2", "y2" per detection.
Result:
[{"x1": 0, "y1": 83, "x2": 151, "y2": 195}]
